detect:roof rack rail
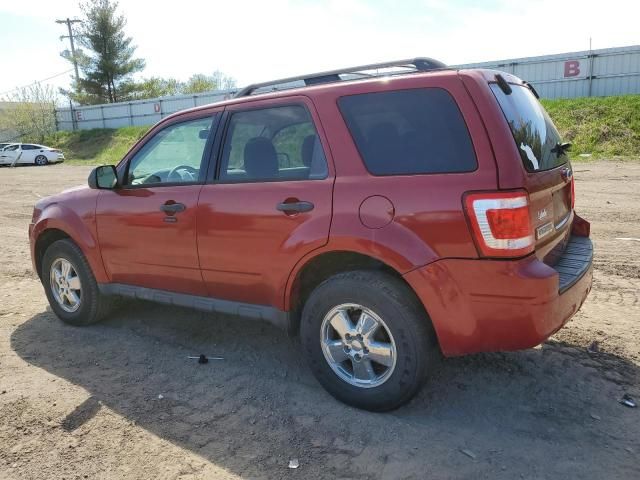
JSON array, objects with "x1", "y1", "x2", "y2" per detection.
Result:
[{"x1": 234, "y1": 57, "x2": 447, "y2": 98}]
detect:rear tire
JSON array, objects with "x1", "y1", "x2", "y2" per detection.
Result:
[
  {"x1": 35, "y1": 155, "x2": 48, "y2": 166},
  {"x1": 300, "y1": 270, "x2": 438, "y2": 411},
  {"x1": 41, "y1": 239, "x2": 113, "y2": 326}
]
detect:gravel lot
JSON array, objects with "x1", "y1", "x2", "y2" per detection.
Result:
[{"x1": 1, "y1": 162, "x2": 639, "y2": 480}]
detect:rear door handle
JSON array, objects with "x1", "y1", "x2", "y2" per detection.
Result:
[
  {"x1": 276, "y1": 201, "x2": 314, "y2": 214},
  {"x1": 160, "y1": 202, "x2": 186, "y2": 215}
]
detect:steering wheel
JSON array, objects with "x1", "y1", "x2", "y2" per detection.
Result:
[{"x1": 167, "y1": 165, "x2": 199, "y2": 182}]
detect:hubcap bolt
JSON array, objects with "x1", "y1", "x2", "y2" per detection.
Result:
[
  {"x1": 354, "y1": 353, "x2": 361, "y2": 361},
  {"x1": 345, "y1": 333, "x2": 351, "y2": 341},
  {"x1": 363, "y1": 347, "x2": 369, "y2": 354},
  {"x1": 356, "y1": 334, "x2": 363, "y2": 341},
  {"x1": 343, "y1": 345, "x2": 351, "y2": 353}
]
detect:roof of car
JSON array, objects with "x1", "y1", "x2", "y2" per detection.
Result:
[
  {"x1": 234, "y1": 57, "x2": 448, "y2": 97},
  {"x1": 163, "y1": 62, "x2": 464, "y2": 123}
]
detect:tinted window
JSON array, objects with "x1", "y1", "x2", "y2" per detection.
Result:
[
  {"x1": 5, "y1": 145, "x2": 19, "y2": 151},
  {"x1": 22, "y1": 145, "x2": 37, "y2": 150},
  {"x1": 338, "y1": 88, "x2": 477, "y2": 175},
  {"x1": 127, "y1": 117, "x2": 213, "y2": 186},
  {"x1": 490, "y1": 84, "x2": 567, "y2": 171},
  {"x1": 219, "y1": 105, "x2": 328, "y2": 182}
]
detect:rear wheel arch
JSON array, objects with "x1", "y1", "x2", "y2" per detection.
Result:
[{"x1": 286, "y1": 250, "x2": 432, "y2": 334}]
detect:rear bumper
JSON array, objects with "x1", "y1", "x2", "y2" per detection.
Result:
[{"x1": 404, "y1": 234, "x2": 593, "y2": 357}]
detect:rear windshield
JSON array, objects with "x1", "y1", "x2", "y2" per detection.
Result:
[
  {"x1": 338, "y1": 88, "x2": 477, "y2": 175},
  {"x1": 490, "y1": 83, "x2": 568, "y2": 172}
]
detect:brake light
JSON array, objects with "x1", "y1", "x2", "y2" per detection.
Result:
[
  {"x1": 464, "y1": 191, "x2": 534, "y2": 257},
  {"x1": 571, "y1": 176, "x2": 575, "y2": 210}
]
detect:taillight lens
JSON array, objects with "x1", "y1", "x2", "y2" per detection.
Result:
[
  {"x1": 570, "y1": 176, "x2": 575, "y2": 210},
  {"x1": 464, "y1": 191, "x2": 534, "y2": 257}
]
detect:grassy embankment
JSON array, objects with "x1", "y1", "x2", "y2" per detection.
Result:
[{"x1": 44, "y1": 95, "x2": 640, "y2": 165}]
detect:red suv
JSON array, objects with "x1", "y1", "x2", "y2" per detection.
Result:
[{"x1": 29, "y1": 58, "x2": 593, "y2": 411}]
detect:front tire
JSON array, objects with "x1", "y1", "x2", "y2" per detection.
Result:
[
  {"x1": 35, "y1": 155, "x2": 48, "y2": 166},
  {"x1": 300, "y1": 270, "x2": 438, "y2": 411},
  {"x1": 42, "y1": 239, "x2": 113, "y2": 326}
]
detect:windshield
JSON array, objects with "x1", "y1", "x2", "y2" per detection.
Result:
[{"x1": 490, "y1": 83, "x2": 567, "y2": 172}]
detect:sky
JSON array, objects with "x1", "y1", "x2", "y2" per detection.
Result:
[{"x1": 0, "y1": 0, "x2": 638, "y2": 100}]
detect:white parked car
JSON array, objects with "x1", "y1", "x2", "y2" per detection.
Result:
[{"x1": 0, "y1": 143, "x2": 65, "y2": 166}]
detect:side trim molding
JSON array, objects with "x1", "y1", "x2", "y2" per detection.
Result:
[{"x1": 99, "y1": 283, "x2": 290, "y2": 330}]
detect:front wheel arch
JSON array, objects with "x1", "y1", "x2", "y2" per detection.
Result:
[
  {"x1": 35, "y1": 228, "x2": 71, "y2": 279},
  {"x1": 41, "y1": 238, "x2": 115, "y2": 325}
]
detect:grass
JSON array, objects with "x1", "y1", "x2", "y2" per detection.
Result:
[
  {"x1": 541, "y1": 95, "x2": 640, "y2": 160},
  {"x1": 44, "y1": 126, "x2": 148, "y2": 165},
  {"x1": 42, "y1": 95, "x2": 640, "y2": 165}
]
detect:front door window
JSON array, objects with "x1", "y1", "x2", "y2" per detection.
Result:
[{"x1": 127, "y1": 117, "x2": 213, "y2": 186}]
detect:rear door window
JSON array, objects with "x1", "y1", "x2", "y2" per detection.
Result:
[
  {"x1": 338, "y1": 88, "x2": 477, "y2": 175},
  {"x1": 219, "y1": 105, "x2": 328, "y2": 182},
  {"x1": 490, "y1": 84, "x2": 568, "y2": 171}
]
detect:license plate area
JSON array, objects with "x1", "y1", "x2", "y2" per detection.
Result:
[{"x1": 553, "y1": 185, "x2": 570, "y2": 225}]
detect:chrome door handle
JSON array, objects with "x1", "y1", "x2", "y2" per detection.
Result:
[
  {"x1": 276, "y1": 201, "x2": 314, "y2": 213},
  {"x1": 160, "y1": 202, "x2": 186, "y2": 215}
]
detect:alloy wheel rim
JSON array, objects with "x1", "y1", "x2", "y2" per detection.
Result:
[
  {"x1": 49, "y1": 258, "x2": 82, "y2": 313},
  {"x1": 320, "y1": 303, "x2": 397, "y2": 389},
  {"x1": 36, "y1": 156, "x2": 46, "y2": 165}
]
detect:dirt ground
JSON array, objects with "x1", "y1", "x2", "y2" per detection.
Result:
[{"x1": 0, "y1": 162, "x2": 638, "y2": 480}]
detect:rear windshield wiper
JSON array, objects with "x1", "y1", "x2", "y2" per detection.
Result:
[{"x1": 551, "y1": 141, "x2": 572, "y2": 158}]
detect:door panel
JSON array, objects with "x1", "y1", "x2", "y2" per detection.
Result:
[
  {"x1": 197, "y1": 179, "x2": 333, "y2": 307},
  {"x1": 20, "y1": 147, "x2": 35, "y2": 163},
  {"x1": 1, "y1": 147, "x2": 19, "y2": 164},
  {"x1": 197, "y1": 97, "x2": 334, "y2": 309},
  {"x1": 96, "y1": 113, "x2": 219, "y2": 295},
  {"x1": 96, "y1": 186, "x2": 205, "y2": 294}
]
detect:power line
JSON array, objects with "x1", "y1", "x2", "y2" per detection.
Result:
[{"x1": 0, "y1": 69, "x2": 74, "y2": 97}]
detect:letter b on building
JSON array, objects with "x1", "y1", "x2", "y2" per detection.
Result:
[{"x1": 564, "y1": 60, "x2": 581, "y2": 77}]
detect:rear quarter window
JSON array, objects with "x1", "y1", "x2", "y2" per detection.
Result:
[{"x1": 338, "y1": 88, "x2": 477, "y2": 175}]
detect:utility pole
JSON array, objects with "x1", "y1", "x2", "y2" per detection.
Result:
[
  {"x1": 56, "y1": 18, "x2": 82, "y2": 87},
  {"x1": 57, "y1": 18, "x2": 82, "y2": 131}
]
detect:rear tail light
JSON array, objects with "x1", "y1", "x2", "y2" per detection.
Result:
[
  {"x1": 464, "y1": 191, "x2": 534, "y2": 257},
  {"x1": 570, "y1": 176, "x2": 575, "y2": 210}
]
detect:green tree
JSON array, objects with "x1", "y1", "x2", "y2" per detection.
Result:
[
  {"x1": 0, "y1": 83, "x2": 57, "y2": 143},
  {"x1": 212, "y1": 70, "x2": 237, "y2": 90},
  {"x1": 183, "y1": 71, "x2": 237, "y2": 94},
  {"x1": 182, "y1": 74, "x2": 218, "y2": 94},
  {"x1": 132, "y1": 77, "x2": 183, "y2": 99},
  {"x1": 72, "y1": 0, "x2": 145, "y2": 104}
]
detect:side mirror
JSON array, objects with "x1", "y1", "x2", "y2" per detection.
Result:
[{"x1": 88, "y1": 165, "x2": 118, "y2": 189}]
